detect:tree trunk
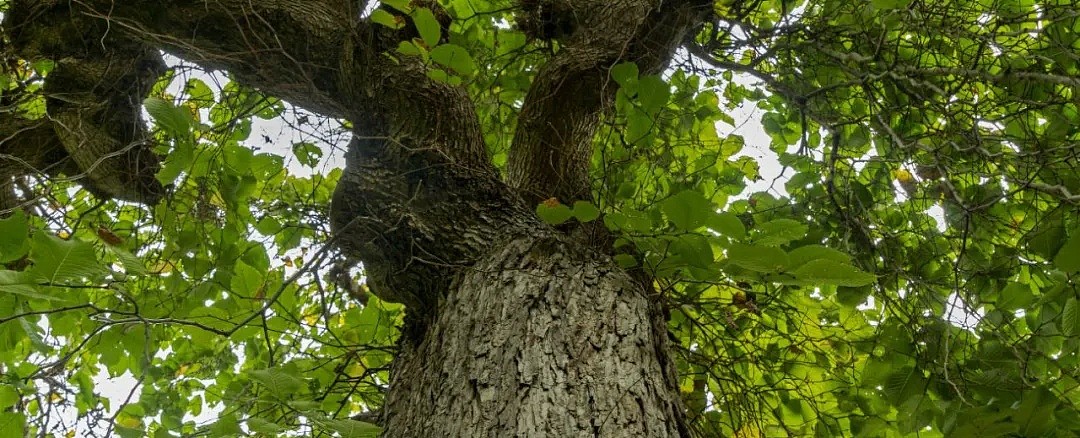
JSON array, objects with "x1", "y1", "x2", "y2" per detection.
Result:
[
  {"x1": 2, "y1": 0, "x2": 710, "y2": 435},
  {"x1": 385, "y1": 234, "x2": 686, "y2": 437}
]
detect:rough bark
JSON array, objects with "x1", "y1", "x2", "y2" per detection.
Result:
[
  {"x1": 1, "y1": 0, "x2": 710, "y2": 435},
  {"x1": 386, "y1": 234, "x2": 684, "y2": 437}
]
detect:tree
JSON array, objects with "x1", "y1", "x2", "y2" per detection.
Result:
[{"x1": 1, "y1": 0, "x2": 1078, "y2": 436}]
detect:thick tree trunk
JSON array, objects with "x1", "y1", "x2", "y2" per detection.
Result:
[
  {"x1": 385, "y1": 234, "x2": 686, "y2": 437},
  {"x1": 3, "y1": 0, "x2": 710, "y2": 435}
]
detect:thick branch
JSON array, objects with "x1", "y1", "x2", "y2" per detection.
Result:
[
  {"x1": 4, "y1": 1, "x2": 167, "y2": 206},
  {"x1": 65, "y1": 0, "x2": 358, "y2": 117},
  {"x1": 507, "y1": 0, "x2": 712, "y2": 204},
  {"x1": 53, "y1": 0, "x2": 491, "y2": 170},
  {"x1": 0, "y1": 116, "x2": 75, "y2": 213},
  {"x1": 38, "y1": 0, "x2": 511, "y2": 308},
  {"x1": 7, "y1": 0, "x2": 502, "y2": 271}
]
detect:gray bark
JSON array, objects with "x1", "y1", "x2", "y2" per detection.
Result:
[{"x1": 385, "y1": 234, "x2": 685, "y2": 437}]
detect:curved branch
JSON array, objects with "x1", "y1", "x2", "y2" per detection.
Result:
[
  {"x1": 4, "y1": 1, "x2": 169, "y2": 206},
  {"x1": 507, "y1": 0, "x2": 712, "y2": 205},
  {"x1": 29, "y1": 0, "x2": 513, "y2": 311}
]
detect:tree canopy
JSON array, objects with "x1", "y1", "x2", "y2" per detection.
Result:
[{"x1": 1, "y1": 0, "x2": 1079, "y2": 436}]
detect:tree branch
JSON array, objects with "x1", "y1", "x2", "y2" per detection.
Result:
[
  {"x1": 67, "y1": 0, "x2": 358, "y2": 117},
  {"x1": 506, "y1": 0, "x2": 712, "y2": 205}
]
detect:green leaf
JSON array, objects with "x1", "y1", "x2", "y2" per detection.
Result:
[
  {"x1": 249, "y1": 368, "x2": 304, "y2": 398},
  {"x1": 256, "y1": 216, "x2": 283, "y2": 235},
  {"x1": 156, "y1": 140, "x2": 193, "y2": 185},
  {"x1": 31, "y1": 59, "x2": 55, "y2": 75},
  {"x1": 230, "y1": 261, "x2": 264, "y2": 296},
  {"x1": 184, "y1": 78, "x2": 215, "y2": 108},
  {"x1": 396, "y1": 40, "x2": 424, "y2": 57},
  {"x1": 107, "y1": 247, "x2": 148, "y2": 276},
  {"x1": 787, "y1": 245, "x2": 852, "y2": 269},
  {"x1": 313, "y1": 418, "x2": 381, "y2": 438},
  {"x1": 288, "y1": 400, "x2": 322, "y2": 411},
  {"x1": 670, "y1": 234, "x2": 715, "y2": 270},
  {"x1": 708, "y1": 212, "x2": 746, "y2": 240},
  {"x1": 1014, "y1": 388, "x2": 1058, "y2": 436},
  {"x1": 247, "y1": 417, "x2": 287, "y2": 434},
  {"x1": 637, "y1": 75, "x2": 670, "y2": 113},
  {"x1": 143, "y1": 97, "x2": 191, "y2": 136},
  {"x1": 1052, "y1": 233, "x2": 1080, "y2": 272},
  {"x1": 604, "y1": 211, "x2": 652, "y2": 232},
  {"x1": 0, "y1": 211, "x2": 30, "y2": 263},
  {"x1": 1024, "y1": 218, "x2": 1065, "y2": 260},
  {"x1": 1063, "y1": 297, "x2": 1080, "y2": 337},
  {"x1": 996, "y1": 282, "x2": 1035, "y2": 312},
  {"x1": 223, "y1": 143, "x2": 254, "y2": 176},
  {"x1": 29, "y1": 234, "x2": 102, "y2": 284},
  {"x1": 871, "y1": 0, "x2": 911, "y2": 9},
  {"x1": 611, "y1": 62, "x2": 639, "y2": 89},
  {"x1": 792, "y1": 259, "x2": 877, "y2": 287},
  {"x1": 614, "y1": 253, "x2": 638, "y2": 268},
  {"x1": 836, "y1": 286, "x2": 872, "y2": 307},
  {"x1": 882, "y1": 366, "x2": 925, "y2": 406},
  {"x1": 726, "y1": 244, "x2": 789, "y2": 273},
  {"x1": 537, "y1": 202, "x2": 573, "y2": 225},
  {"x1": 572, "y1": 201, "x2": 601, "y2": 222},
  {"x1": 0, "y1": 412, "x2": 26, "y2": 438},
  {"x1": 430, "y1": 44, "x2": 476, "y2": 77},
  {"x1": 292, "y1": 142, "x2": 323, "y2": 168},
  {"x1": 380, "y1": 0, "x2": 412, "y2": 13},
  {"x1": 0, "y1": 284, "x2": 59, "y2": 301},
  {"x1": 411, "y1": 8, "x2": 442, "y2": 48},
  {"x1": 426, "y1": 68, "x2": 461, "y2": 85},
  {"x1": 208, "y1": 414, "x2": 242, "y2": 437},
  {"x1": 370, "y1": 9, "x2": 404, "y2": 29},
  {"x1": 662, "y1": 190, "x2": 713, "y2": 230},
  {"x1": 0, "y1": 268, "x2": 37, "y2": 284},
  {"x1": 0, "y1": 385, "x2": 18, "y2": 408},
  {"x1": 753, "y1": 219, "x2": 808, "y2": 246}
]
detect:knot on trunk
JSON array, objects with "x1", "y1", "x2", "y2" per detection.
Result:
[{"x1": 329, "y1": 134, "x2": 540, "y2": 337}]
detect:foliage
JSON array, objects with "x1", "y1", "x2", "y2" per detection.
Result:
[{"x1": 1, "y1": 0, "x2": 1079, "y2": 436}]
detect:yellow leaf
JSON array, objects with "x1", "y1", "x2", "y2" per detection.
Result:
[
  {"x1": 346, "y1": 363, "x2": 365, "y2": 378},
  {"x1": 116, "y1": 413, "x2": 143, "y2": 429},
  {"x1": 150, "y1": 260, "x2": 175, "y2": 274},
  {"x1": 891, "y1": 168, "x2": 915, "y2": 183},
  {"x1": 186, "y1": 101, "x2": 201, "y2": 121},
  {"x1": 735, "y1": 424, "x2": 762, "y2": 438}
]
